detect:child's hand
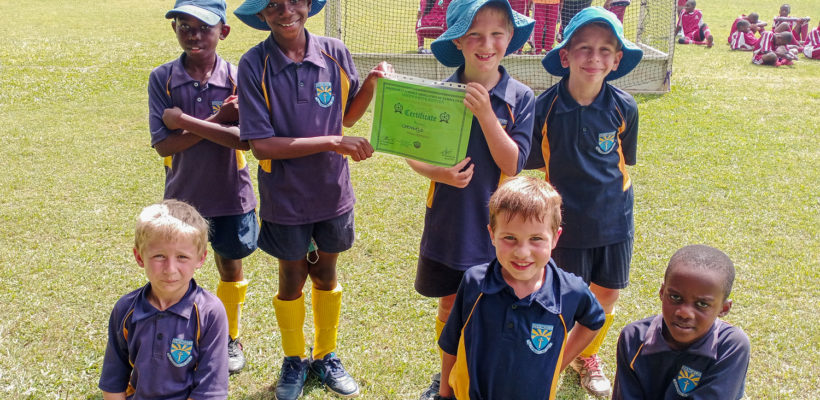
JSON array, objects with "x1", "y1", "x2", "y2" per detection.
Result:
[
  {"x1": 332, "y1": 136, "x2": 374, "y2": 162},
  {"x1": 363, "y1": 61, "x2": 395, "y2": 90},
  {"x1": 463, "y1": 82, "x2": 492, "y2": 118},
  {"x1": 162, "y1": 107, "x2": 184, "y2": 131},
  {"x1": 214, "y1": 95, "x2": 239, "y2": 123},
  {"x1": 438, "y1": 157, "x2": 474, "y2": 188}
]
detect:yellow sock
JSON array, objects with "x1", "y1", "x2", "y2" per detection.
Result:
[
  {"x1": 435, "y1": 316, "x2": 446, "y2": 360},
  {"x1": 312, "y1": 285, "x2": 342, "y2": 359},
  {"x1": 273, "y1": 293, "x2": 307, "y2": 358},
  {"x1": 580, "y1": 313, "x2": 614, "y2": 358},
  {"x1": 217, "y1": 280, "x2": 248, "y2": 340}
]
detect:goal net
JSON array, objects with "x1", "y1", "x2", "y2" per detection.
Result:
[{"x1": 320, "y1": 0, "x2": 676, "y2": 93}]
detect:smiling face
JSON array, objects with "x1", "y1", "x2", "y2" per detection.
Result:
[
  {"x1": 452, "y1": 5, "x2": 513, "y2": 82},
  {"x1": 659, "y1": 263, "x2": 731, "y2": 350},
  {"x1": 684, "y1": 0, "x2": 696, "y2": 13},
  {"x1": 135, "y1": 237, "x2": 206, "y2": 308},
  {"x1": 489, "y1": 211, "x2": 561, "y2": 296},
  {"x1": 258, "y1": 0, "x2": 310, "y2": 46},
  {"x1": 779, "y1": 4, "x2": 790, "y2": 17},
  {"x1": 171, "y1": 14, "x2": 228, "y2": 63},
  {"x1": 560, "y1": 23, "x2": 623, "y2": 88}
]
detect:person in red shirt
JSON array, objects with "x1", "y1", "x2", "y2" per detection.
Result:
[{"x1": 675, "y1": 0, "x2": 713, "y2": 47}]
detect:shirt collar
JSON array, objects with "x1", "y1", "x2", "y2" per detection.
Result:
[
  {"x1": 641, "y1": 315, "x2": 721, "y2": 359},
  {"x1": 169, "y1": 54, "x2": 232, "y2": 90},
  {"x1": 131, "y1": 279, "x2": 198, "y2": 322},
  {"x1": 445, "y1": 65, "x2": 517, "y2": 108},
  {"x1": 265, "y1": 29, "x2": 328, "y2": 75},
  {"x1": 554, "y1": 76, "x2": 611, "y2": 113},
  {"x1": 480, "y1": 259, "x2": 563, "y2": 313}
]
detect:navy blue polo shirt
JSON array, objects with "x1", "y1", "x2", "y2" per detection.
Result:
[
  {"x1": 99, "y1": 280, "x2": 228, "y2": 399},
  {"x1": 526, "y1": 78, "x2": 638, "y2": 248},
  {"x1": 613, "y1": 315, "x2": 750, "y2": 400},
  {"x1": 238, "y1": 30, "x2": 360, "y2": 225},
  {"x1": 420, "y1": 66, "x2": 535, "y2": 270},
  {"x1": 439, "y1": 259, "x2": 605, "y2": 399}
]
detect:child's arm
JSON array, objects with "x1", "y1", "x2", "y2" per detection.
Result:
[
  {"x1": 464, "y1": 83, "x2": 520, "y2": 177},
  {"x1": 342, "y1": 62, "x2": 394, "y2": 127},
  {"x1": 560, "y1": 324, "x2": 600, "y2": 371},
  {"x1": 161, "y1": 96, "x2": 250, "y2": 151},
  {"x1": 249, "y1": 135, "x2": 374, "y2": 162},
  {"x1": 102, "y1": 392, "x2": 126, "y2": 400},
  {"x1": 406, "y1": 157, "x2": 474, "y2": 188},
  {"x1": 438, "y1": 351, "x2": 457, "y2": 398},
  {"x1": 611, "y1": 328, "x2": 647, "y2": 400}
]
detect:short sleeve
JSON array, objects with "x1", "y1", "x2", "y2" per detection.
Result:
[
  {"x1": 148, "y1": 67, "x2": 174, "y2": 146},
  {"x1": 189, "y1": 298, "x2": 229, "y2": 400},
  {"x1": 98, "y1": 305, "x2": 132, "y2": 393},
  {"x1": 237, "y1": 45, "x2": 277, "y2": 141},
  {"x1": 619, "y1": 96, "x2": 638, "y2": 166},
  {"x1": 438, "y1": 282, "x2": 467, "y2": 356},
  {"x1": 574, "y1": 285, "x2": 606, "y2": 330},
  {"x1": 509, "y1": 86, "x2": 535, "y2": 173},
  {"x1": 612, "y1": 326, "x2": 647, "y2": 400}
]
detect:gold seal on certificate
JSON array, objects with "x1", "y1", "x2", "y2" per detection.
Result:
[{"x1": 370, "y1": 74, "x2": 473, "y2": 167}]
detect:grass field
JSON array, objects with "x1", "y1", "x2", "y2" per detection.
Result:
[{"x1": 0, "y1": 0, "x2": 818, "y2": 398}]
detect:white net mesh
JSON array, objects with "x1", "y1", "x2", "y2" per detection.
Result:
[{"x1": 321, "y1": 0, "x2": 676, "y2": 93}]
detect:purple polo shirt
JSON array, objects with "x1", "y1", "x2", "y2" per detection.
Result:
[
  {"x1": 237, "y1": 31, "x2": 361, "y2": 225},
  {"x1": 148, "y1": 53, "x2": 257, "y2": 218},
  {"x1": 613, "y1": 315, "x2": 750, "y2": 400},
  {"x1": 419, "y1": 66, "x2": 534, "y2": 270},
  {"x1": 99, "y1": 280, "x2": 229, "y2": 400}
]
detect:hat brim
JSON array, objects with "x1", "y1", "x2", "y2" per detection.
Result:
[
  {"x1": 431, "y1": 0, "x2": 535, "y2": 68},
  {"x1": 542, "y1": 7, "x2": 643, "y2": 81},
  {"x1": 234, "y1": 0, "x2": 326, "y2": 31},
  {"x1": 166, "y1": 5, "x2": 224, "y2": 26}
]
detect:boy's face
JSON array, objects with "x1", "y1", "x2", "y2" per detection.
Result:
[
  {"x1": 258, "y1": 0, "x2": 310, "y2": 42},
  {"x1": 171, "y1": 14, "x2": 229, "y2": 61},
  {"x1": 452, "y1": 7, "x2": 513, "y2": 77},
  {"x1": 134, "y1": 237, "x2": 206, "y2": 303},
  {"x1": 559, "y1": 24, "x2": 623, "y2": 87},
  {"x1": 747, "y1": 14, "x2": 759, "y2": 24},
  {"x1": 684, "y1": 1, "x2": 695, "y2": 13},
  {"x1": 488, "y1": 212, "x2": 561, "y2": 290},
  {"x1": 738, "y1": 23, "x2": 750, "y2": 33},
  {"x1": 779, "y1": 5, "x2": 790, "y2": 17},
  {"x1": 659, "y1": 264, "x2": 731, "y2": 350}
]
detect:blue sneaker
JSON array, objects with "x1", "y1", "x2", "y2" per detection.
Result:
[
  {"x1": 309, "y1": 352, "x2": 360, "y2": 397},
  {"x1": 419, "y1": 373, "x2": 440, "y2": 400},
  {"x1": 275, "y1": 356, "x2": 309, "y2": 400}
]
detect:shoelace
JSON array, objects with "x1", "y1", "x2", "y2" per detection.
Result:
[
  {"x1": 281, "y1": 358, "x2": 306, "y2": 383},
  {"x1": 228, "y1": 340, "x2": 242, "y2": 356},
  {"x1": 323, "y1": 357, "x2": 346, "y2": 378},
  {"x1": 581, "y1": 356, "x2": 606, "y2": 378}
]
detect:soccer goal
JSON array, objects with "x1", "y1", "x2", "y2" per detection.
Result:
[{"x1": 322, "y1": 0, "x2": 676, "y2": 93}]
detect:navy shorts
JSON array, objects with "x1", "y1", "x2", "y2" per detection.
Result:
[
  {"x1": 206, "y1": 209, "x2": 259, "y2": 260},
  {"x1": 414, "y1": 256, "x2": 465, "y2": 298},
  {"x1": 551, "y1": 239, "x2": 633, "y2": 289},
  {"x1": 258, "y1": 210, "x2": 355, "y2": 261}
]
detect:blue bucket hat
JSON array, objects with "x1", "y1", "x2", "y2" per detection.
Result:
[
  {"x1": 234, "y1": 0, "x2": 326, "y2": 31},
  {"x1": 542, "y1": 7, "x2": 643, "y2": 80},
  {"x1": 431, "y1": 0, "x2": 535, "y2": 68},
  {"x1": 166, "y1": 0, "x2": 227, "y2": 25}
]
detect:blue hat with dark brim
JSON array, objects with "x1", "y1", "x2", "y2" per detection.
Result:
[
  {"x1": 166, "y1": 0, "x2": 228, "y2": 25},
  {"x1": 542, "y1": 7, "x2": 643, "y2": 80},
  {"x1": 431, "y1": 0, "x2": 535, "y2": 68},
  {"x1": 234, "y1": 0, "x2": 326, "y2": 31}
]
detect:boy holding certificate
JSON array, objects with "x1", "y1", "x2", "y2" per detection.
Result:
[{"x1": 407, "y1": 1, "x2": 535, "y2": 398}]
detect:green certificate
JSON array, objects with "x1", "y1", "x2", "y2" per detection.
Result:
[{"x1": 370, "y1": 76, "x2": 473, "y2": 167}]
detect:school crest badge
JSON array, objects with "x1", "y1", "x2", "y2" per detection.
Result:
[
  {"x1": 596, "y1": 131, "x2": 617, "y2": 154},
  {"x1": 674, "y1": 365, "x2": 702, "y2": 396},
  {"x1": 526, "y1": 323, "x2": 554, "y2": 354},
  {"x1": 315, "y1": 82, "x2": 335, "y2": 108},
  {"x1": 210, "y1": 100, "x2": 224, "y2": 115},
  {"x1": 167, "y1": 337, "x2": 194, "y2": 367}
]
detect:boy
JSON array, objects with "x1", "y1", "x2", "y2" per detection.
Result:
[
  {"x1": 803, "y1": 20, "x2": 820, "y2": 59},
  {"x1": 527, "y1": 6, "x2": 643, "y2": 397},
  {"x1": 728, "y1": 13, "x2": 767, "y2": 43},
  {"x1": 149, "y1": 0, "x2": 257, "y2": 375},
  {"x1": 774, "y1": 4, "x2": 809, "y2": 44},
  {"x1": 532, "y1": 0, "x2": 560, "y2": 54},
  {"x1": 232, "y1": 0, "x2": 391, "y2": 398},
  {"x1": 99, "y1": 200, "x2": 229, "y2": 399},
  {"x1": 612, "y1": 245, "x2": 751, "y2": 399},
  {"x1": 675, "y1": 0, "x2": 713, "y2": 47},
  {"x1": 410, "y1": 0, "x2": 535, "y2": 398},
  {"x1": 753, "y1": 31, "x2": 796, "y2": 66},
  {"x1": 729, "y1": 20, "x2": 759, "y2": 51},
  {"x1": 603, "y1": 0, "x2": 631, "y2": 23},
  {"x1": 436, "y1": 176, "x2": 606, "y2": 400},
  {"x1": 416, "y1": 0, "x2": 452, "y2": 54}
]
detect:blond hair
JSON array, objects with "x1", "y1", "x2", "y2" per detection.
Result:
[
  {"x1": 488, "y1": 176, "x2": 562, "y2": 235},
  {"x1": 134, "y1": 200, "x2": 209, "y2": 255}
]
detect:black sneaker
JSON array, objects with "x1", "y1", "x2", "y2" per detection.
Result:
[
  {"x1": 227, "y1": 337, "x2": 246, "y2": 374},
  {"x1": 309, "y1": 352, "x2": 360, "y2": 397},
  {"x1": 275, "y1": 356, "x2": 309, "y2": 400},
  {"x1": 419, "y1": 373, "x2": 441, "y2": 400}
]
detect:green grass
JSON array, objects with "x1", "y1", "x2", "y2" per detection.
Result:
[{"x1": 0, "y1": 0, "x2": 818, "y2": 398}]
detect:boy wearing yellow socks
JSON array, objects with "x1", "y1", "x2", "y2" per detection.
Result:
[{"x1": 149, "y1": 0, "x2": 258, "y2": 375}]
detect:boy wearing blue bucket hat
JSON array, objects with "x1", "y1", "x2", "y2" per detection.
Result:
[
  {"x1": 144, "y1": 0, "x2": 258, "y2": 377},
  {"x1": 525, "y1": 6, "x2": 643, "y2": 397},
  {"x1": 407, "y1": 1, "x2": 535, "y2": 399},
  {"x1": 232, "y1": 0, "x2": 392, "y2": 399}
]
